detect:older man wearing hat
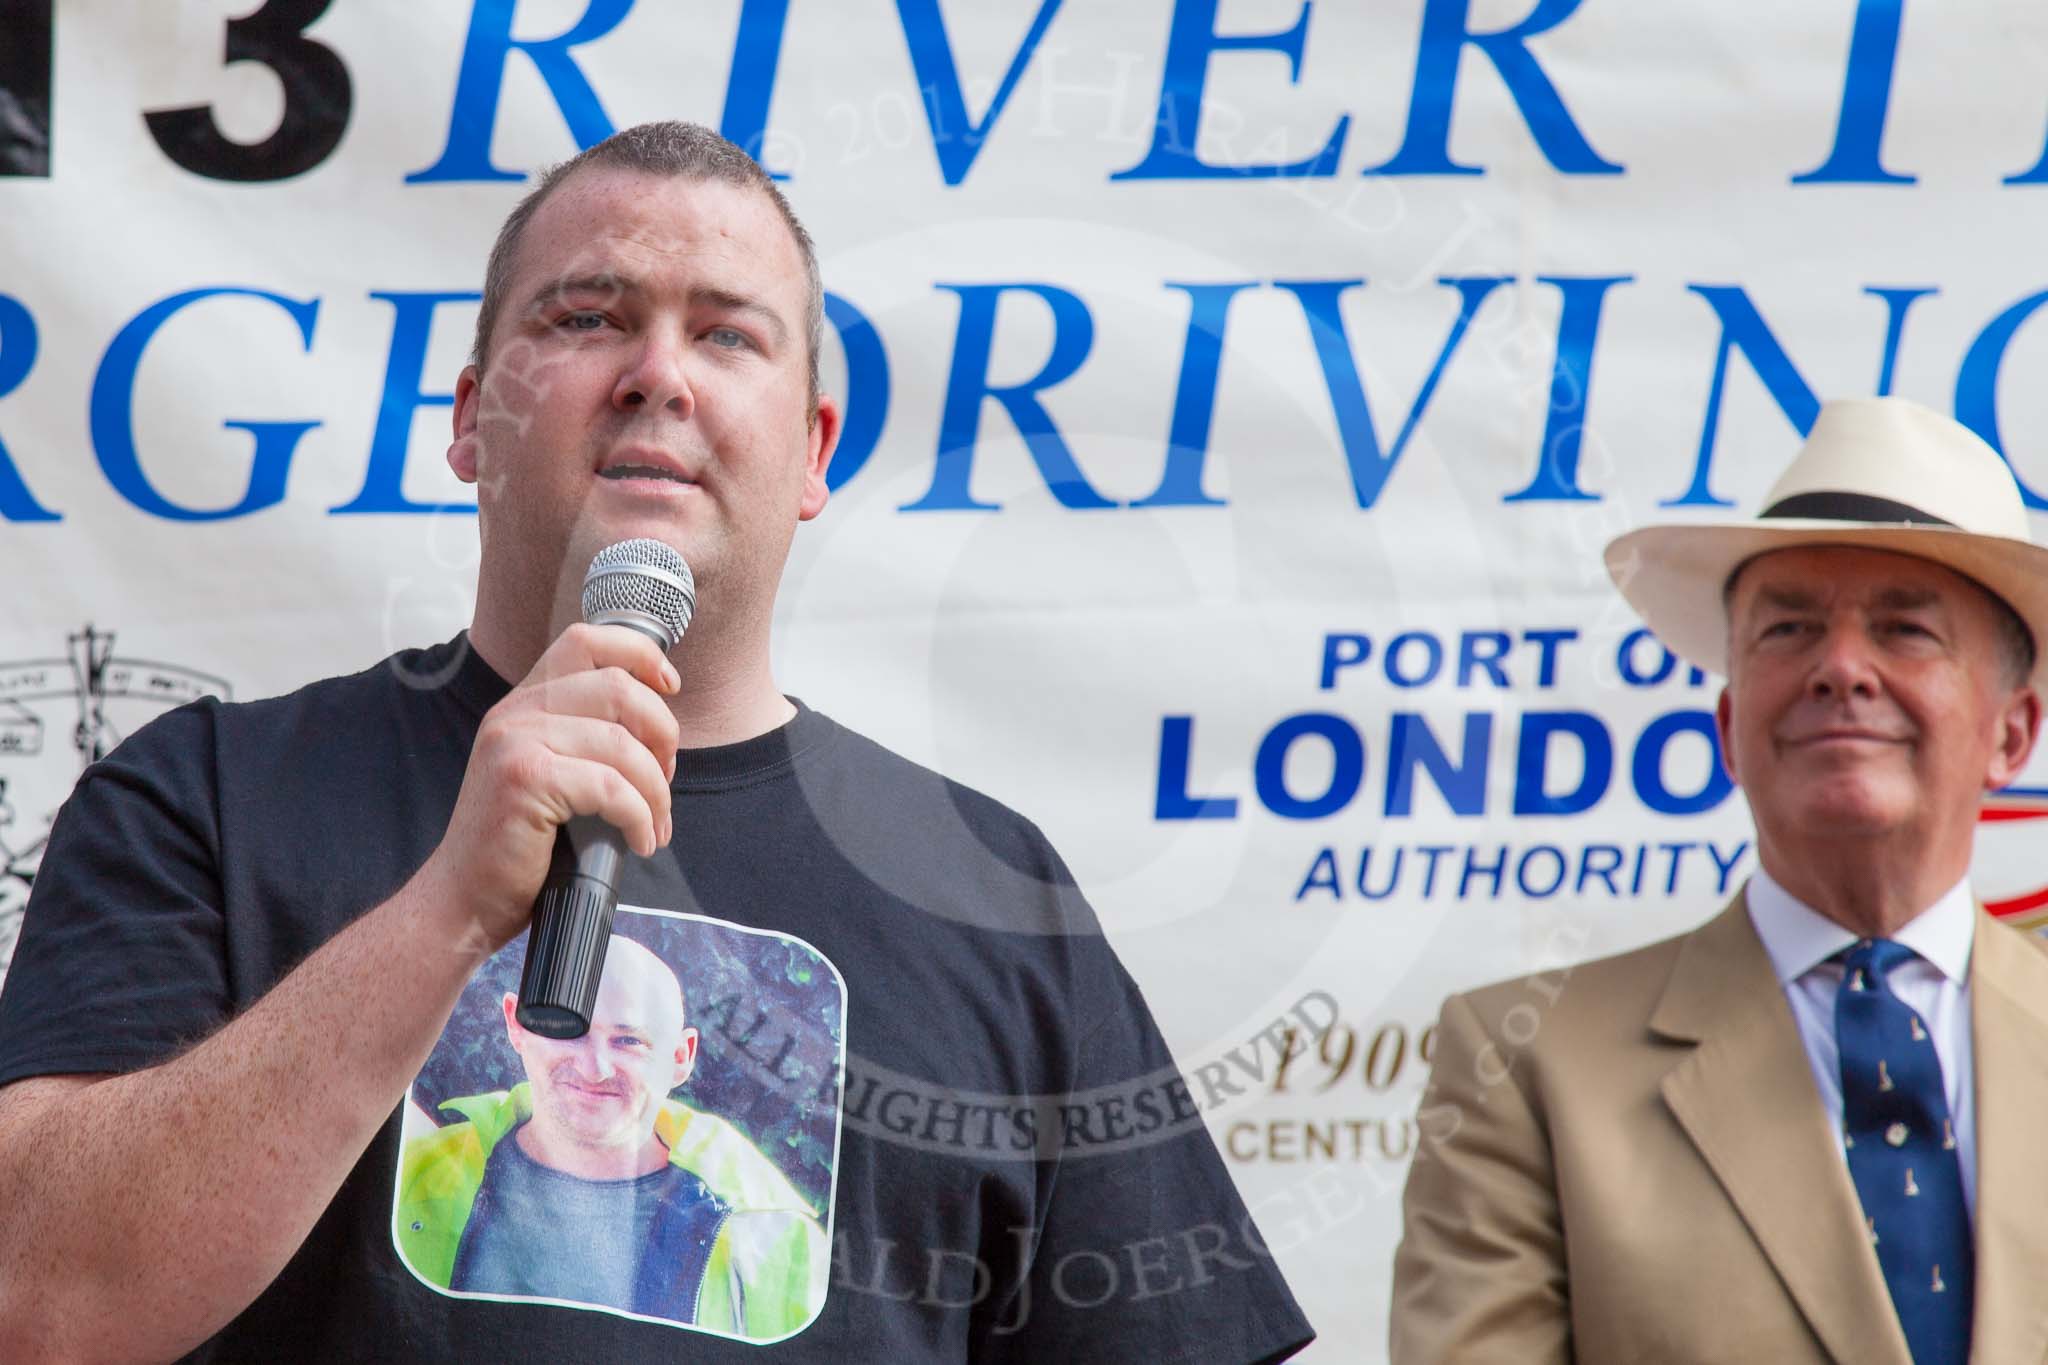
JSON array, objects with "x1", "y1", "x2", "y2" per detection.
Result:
[{"x1": 1389, "y1": 397, "x2": 2048, "y2": 1365}]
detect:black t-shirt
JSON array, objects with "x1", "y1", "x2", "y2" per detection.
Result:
[{"x1": 0, "y1": 635, "x2": 1312, "y2": 1362}]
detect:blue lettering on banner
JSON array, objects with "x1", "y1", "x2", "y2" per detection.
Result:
[
  {"x1": 1866, "y1": 286, "x2": 1933, "y2": 398},
  {"x1": 1254, "y1": 713, "x2": 1365, "y2": 820},
  {"x1": 1318, "y1": 633, "x2": 1371, "y2": 690},
  {"x1": 2005, "y1": 113, "x2": 2048, "y2": 183},
  {"x1": 720, "y1": 0, "x2": 792, "y2": 178},
  {"x1": 1523, "y1": 629, "x2": 1574, "y2": 686},
  {"x1": 1457, "y1": 632, "x2": 1510, "y2": 687},
  {"x1": 1366, "y1": 0, "x2": 1620, "y2": 177},
  {"x1": 822, "y1": 292, "x2": 891, "y2": 492},
  {"x1": 1616, "y1": 629, "x2": 1709, "y2": 689},
  {"x1": 406, "y1": 0, "x2": 632, "y2": 183},
  {"x1": 902, "y1": 283, "x2": 1112, "y2": 511},
  {"x1": 1163, "y1": 624, "x2": 1737, "y2": 827},
  {"x1": 1619, "y1": 635, "x2": 1676, "y2": 688},
  {"x1": 13, "y1": 277, "x2": 2048, "y2": 522},
  {"x1": 1293, "y1": 838, "x2": 1753, "y2": 903},
  {"x1": 1164, "y1": 706, "x2": 1729, "y2": 822},
  {"x1": 1670, "y1": 284, "x2": 1821, "y2": 507},
  {"x1": 1662, "y1": 284, "x2": 1928, "y2": 507},
  {"x1": 1318, "y1": 628, "x2": 1575, "y2": 690},
  {"x1": 1356, "y1": 848, "x2": 1402, "y2": 900},
  {"x1": 1296, "y1": 850, "x2": 1342, "y2": 900},
  {"x1": 1415, "y1": 846, "x2": 1455, "y2": 898},
  {"x1": 1953, "y1": 288, "x2": 2048, "y2": 510},
  {"x1": 1512, "y1": 711, "x2": 1611, "y2": 816},
  {"x1": 1113, "y1": 0, "x2": 1348, "y2": 180},
  {"x1": 332, "y1": 292, "x2": 480, "y2": 515},
  {"x1": 28, "y1": 4, "x2": 2048, "y2": 193},
  {"x1": 1633, "y1": 710, "x2": 1734, "y2": 816},
  {"x1": 90, "y1": 288, "x2": 321, "y2": 522},
  {"x1": 0, "y1": 294, "x2": 58, "y2": 522},
  {"x1": 897, "y1": 0, "x2": 1062, "y2": 186},
  {"x1": 1501, "y1": 276, "x2": 1633, "y2": 503},
  {"x1": 1154, "y1": 716, "x2": 1240, "y2": 821},
  {"x1": 1132, "y1": 281, "x2": 1259, "y2": 508},
  {"x1": 1384, "y1": 632, "x2": 1444, "y2": 688},
  {"x1": 1458, "y1": 843, "x2": 1505, "y2": 898},
  {"x1": 1278, "y1": 275, "x2": 1508, "y2": 509},
  {"x1": 1385, "y1": 713, "x2": 1488, "y2": 817},
  {"x1": 1578, "y1": 845, "x2": 1623, "y2": 895},
  {"x1": 1792, "y1": 0, "x2": 1912, "y2": 185},
  {"x1": 1516, "y1": 845, "x2": 1566, "y2": 898}
]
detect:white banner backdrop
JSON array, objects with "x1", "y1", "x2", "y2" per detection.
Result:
[{"x1": 7, "y1": 1, "x2": 2048, "y2": 1355}]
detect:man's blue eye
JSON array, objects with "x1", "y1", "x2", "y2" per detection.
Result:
[{"x1": 708, "y1": 327, "x2": 747, "y2": 348}]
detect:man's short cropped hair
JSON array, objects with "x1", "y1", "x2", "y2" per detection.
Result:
[{"x1": 471, "y1": 121, "x2": 824, "y2": 418}]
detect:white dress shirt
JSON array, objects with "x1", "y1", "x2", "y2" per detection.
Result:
[{"x1": 1745, "y1": 866, "x2": 1977, "y2": 1215}]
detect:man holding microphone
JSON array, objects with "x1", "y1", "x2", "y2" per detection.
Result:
[{"x1": 0, "y1": 122, "x2": 1310, "y2": 1361}]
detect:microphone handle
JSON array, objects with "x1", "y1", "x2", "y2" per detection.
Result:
[
  {"x1": 516, "y1": 816, "x2": 625, "y2": 1038},
  {"x1": 515, "y1": 611, "x2": 676, "y2": 1039}
]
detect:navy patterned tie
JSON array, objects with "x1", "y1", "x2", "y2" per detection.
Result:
[{"x1": 1836, "y1": 938, "x2": 1972, "y2": 1365}]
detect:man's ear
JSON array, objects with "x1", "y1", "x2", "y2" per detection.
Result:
[
  {"x1": 798, "y1": 393, "x2": 842, "y2": 522},
  {"x1": 674, "y1": 1027, "x2": 700, "y2": 1086},
  {"x1": 1987, "y1": 687, "x2": 2043, "y2": 790},
  {"x1": 500, "y1": 991, "x2": 526, "y2": 1054},
  {"x1": 448, "y1": 365, "x2": 482, "y2": 484}
]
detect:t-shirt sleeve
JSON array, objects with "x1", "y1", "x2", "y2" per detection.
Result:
[
  {"x1": 0, "y1": 701, "x2": 231, "y2": 1086},
  {"x1": 977, "y1": 869, "x2": 1315, "y2": 1363}
]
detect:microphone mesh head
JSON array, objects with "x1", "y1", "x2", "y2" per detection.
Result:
[{"x1": 581, "y1": 539, "x2": 695, "y2": 646}]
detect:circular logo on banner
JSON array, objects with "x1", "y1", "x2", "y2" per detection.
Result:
[
  {"x1": 1976, "y1": 788, "x2": 2048, "y2": 933},
  {"x1": 0, "y1": 625, "x2": 233, "y2": 983}
]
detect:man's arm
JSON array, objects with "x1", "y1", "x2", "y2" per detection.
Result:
[
  {"x1": 0, "y1": 864, "x2": 496, "y2": 1360},
  {"x1": 0, "y1": 625, "x2": 681, "y2": 1362},
  {"x1": 1388, "y1": 991, "x2": 1571, "y2": 1365}
]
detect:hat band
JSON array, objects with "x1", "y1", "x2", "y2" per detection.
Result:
[{"x1": 1759, "y1": 490, "x2": 1953, "y2": 526}]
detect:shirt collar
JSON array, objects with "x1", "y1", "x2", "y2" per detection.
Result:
[{"x1": 1745, "y1": 865, "x2": 1976, "y2": 986}]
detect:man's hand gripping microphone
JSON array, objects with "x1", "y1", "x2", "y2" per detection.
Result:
[{"x1": 515, "y1": 539, "x2": 694, "y2": 1038}]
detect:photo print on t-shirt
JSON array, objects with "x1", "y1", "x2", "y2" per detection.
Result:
[{"x1": 391, "y1": 906, "x2": 845, "y2": 1343}]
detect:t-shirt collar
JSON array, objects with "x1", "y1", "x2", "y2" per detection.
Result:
[
  {"x1": 434, "y1": 630, "x2": 828, "y2": 787},
  {"x1": 1746, "y1": 863, "x2": 1975, "y2": 987}
]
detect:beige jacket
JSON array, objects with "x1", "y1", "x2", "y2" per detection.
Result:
[{"x1": 1390, "y1": 894, "x2": 2048, "y2": 1364}]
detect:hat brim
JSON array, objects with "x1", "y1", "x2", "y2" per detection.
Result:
[{"x1": 1604, "y1": 520, "x2": 2048, "y2": 692}]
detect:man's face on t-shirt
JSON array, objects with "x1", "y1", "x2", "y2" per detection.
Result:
[{"x1": 500, "y1": 937, "x2": 699, "y2": 1178}]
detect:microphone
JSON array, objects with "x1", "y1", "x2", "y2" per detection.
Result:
[{"x1": 515, "y1": 539, "x2": 695, "y2": 1039}]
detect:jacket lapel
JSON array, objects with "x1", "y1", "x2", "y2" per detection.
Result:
[
  {"x1": 1966, "y1": 913, "x2": 2048, "y2": 1365},
  {"x1": 1653, "y1": 896, "x2": 1912, "y2": 1365}
]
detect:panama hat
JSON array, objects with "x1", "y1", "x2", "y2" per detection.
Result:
[{"x1": 1603, "y1": 396, "x2": 2048, "y2": 689}]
